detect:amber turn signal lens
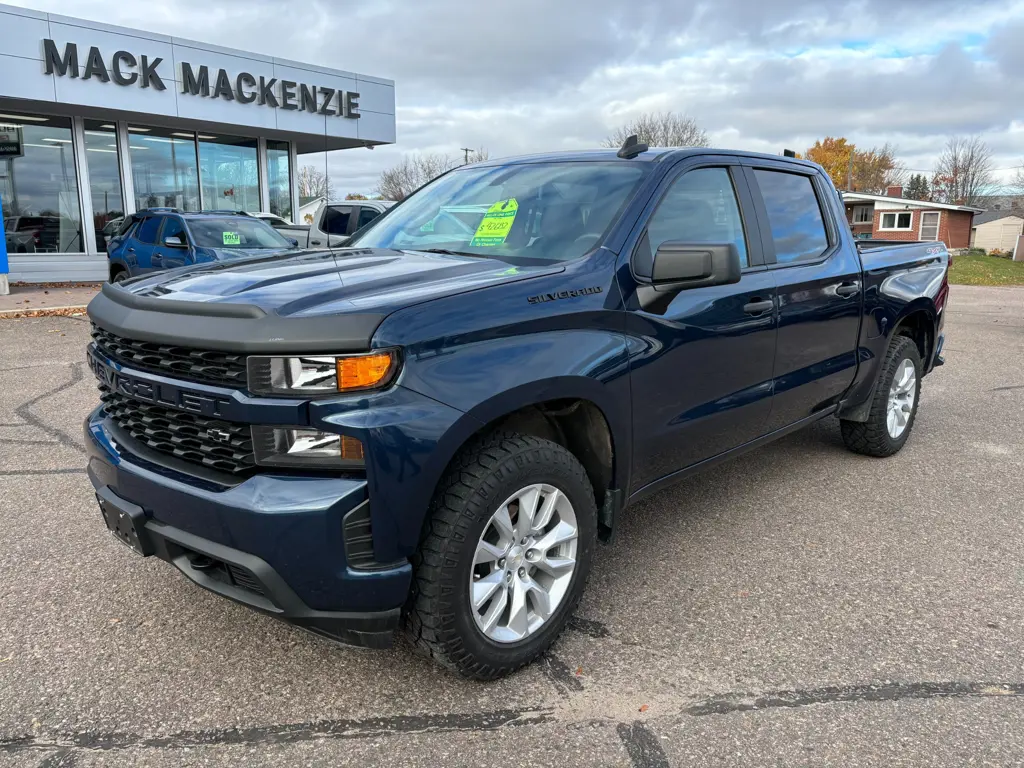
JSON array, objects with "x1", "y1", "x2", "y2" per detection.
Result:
[
  {"x1": 336, "y1": 352, "x2": 395, "y2": 391},
  {"x1": 339, "y1": 435, "x2": 365, "y2": 461}
]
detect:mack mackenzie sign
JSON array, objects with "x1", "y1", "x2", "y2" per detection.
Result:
[{"x1": 42, "y1": 39, "x2": 362, "y2": 119}]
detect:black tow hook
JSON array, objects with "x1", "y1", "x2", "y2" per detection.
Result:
[{"x1": 187, "y1": 553, "x2": 218, "y2": 571}]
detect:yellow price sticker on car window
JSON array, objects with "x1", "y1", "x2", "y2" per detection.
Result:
[
  {"x1": 222, "y1": 232, "x2": 241, "y2": 245},
  {"x1": 470, "y1": 198, "x2": 518, "y2": 246}
]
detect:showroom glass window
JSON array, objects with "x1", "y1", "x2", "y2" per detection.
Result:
[
  {"x1": 129, "y1": 125, "x2": 200, "y2": 212},
  {"x1": 199, "y1": 134, "x2": 259, "y2": 213},
  {"x1": 83, "y1": 120, "x2": 124, "y2": 252},
  {"x1": 0, "y1": 112, "x2": 83, "y2": 253},
  {"x1": 266, "y1": 140, "x2": 292, "y2": 221}
]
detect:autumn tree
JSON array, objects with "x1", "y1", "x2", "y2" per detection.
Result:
[
  {"x1": 805, "y1": 137, "x2": 903, "y2": 194},
  {"x1": 904, "y1": 174, "x2": 930, "y2": 201},
  {"x1": 930, "y1": 135, "x2": 993, "y2": 206},
  {"x1": 344, "y1": 193, "x2": 368, "y2": 200},
  {"x1": 296, "y1": 165, "x2": 336, "y2": 202},
  {"x1": 603, "y1": 112, "x2": 709, "y2": 149}
]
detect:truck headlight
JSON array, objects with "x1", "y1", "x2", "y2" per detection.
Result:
[
  {"x1": 252, "y1": 426, "x2": 365, "y2": 469},
  {"x1": 247, "y1": 351, "x2": 398, "y2": 396}
]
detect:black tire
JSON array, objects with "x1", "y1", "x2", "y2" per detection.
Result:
[
  {"x1": 405, "y1": 432, "x2": 597, "y2": 680},
  {"x1": 110, "y1": 269, "x2": 129, "y2": 284},
  {"x1": 840, "y1": 335, "x2": 923, "y2": 457}
]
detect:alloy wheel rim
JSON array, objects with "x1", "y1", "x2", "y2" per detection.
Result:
[
  {"x1": 469, "y1": 483, "x2": 579, "y2": 644},
  {"x1": 887, "y1": 358, "x2": 917, "y2": 439}
]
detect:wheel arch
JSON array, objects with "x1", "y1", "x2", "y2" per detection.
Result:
[
  {"x1": 840, "y1": 302, "x2": 935, "y2": 423},
  {"x1": 425, "y1": 378, "x2": 629, "y2": 538},
  {"x1": 109, "y1": 260, "x2": 129, "y2": 282}
]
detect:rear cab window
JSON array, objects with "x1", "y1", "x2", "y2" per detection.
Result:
[
  {"x1": 357, "y1": 207, "x2": 381, "y2": 228},
  {"x1": 753, "y1": 170, "x2": 830, "y2": 264},
  {"x1": 135, "y1": 216, "x2": 163, "y2": 245}
]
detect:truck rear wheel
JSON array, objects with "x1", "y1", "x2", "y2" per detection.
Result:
[
  {"x1": 840, "y1": 335, "x2": 922, "y2": 457},
  {"x1": 405, "y1": 432, "x2": 597, "y2": 679}
]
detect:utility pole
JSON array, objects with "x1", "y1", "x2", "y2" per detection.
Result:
[
  {"x1": 847, "y1": 151, "x2": 854, "y2": 191},
  {"x1": 460, "y1": 147, "x2": 473, "y2": 165}
]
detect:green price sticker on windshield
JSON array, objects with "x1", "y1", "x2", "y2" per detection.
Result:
[
  {"x1": 470, "y1": 198, "x2": 518, "y2": 247},
  {"x1": 222, "y1": 232, "x2": 241, "y2": 245}
]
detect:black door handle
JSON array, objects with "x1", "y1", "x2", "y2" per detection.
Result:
[
  {"x1": 835, "y1": 282, "x2": 860, "y2": 297},
  {"x1": 311, "y1": 239, "x2": 322, "y2": 246},
  {"x1": 743, "y1": 298, "x2": 774, "y2": 315}
]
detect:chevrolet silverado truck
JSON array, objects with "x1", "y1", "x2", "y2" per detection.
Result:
[{"x1": 85, "y1": 141, "x2": 948, "y2": 679}]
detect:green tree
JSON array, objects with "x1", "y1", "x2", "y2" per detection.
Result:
[{"x1": 904, "y1": 174, "x2": 930, "y2": 201}]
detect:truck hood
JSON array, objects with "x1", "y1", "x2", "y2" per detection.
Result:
[
  {"x1": 125, "y1": 247, "x2": 562, "y2": 317},
  {"x1": 87, "y1": 248, "x2": 563, "y2": 353}
]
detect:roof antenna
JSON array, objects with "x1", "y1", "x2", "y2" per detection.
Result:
[{"x1": 617, "y1": 134, "x2": 649, "y2": 159}]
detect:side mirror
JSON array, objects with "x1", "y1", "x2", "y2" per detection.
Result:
[
  {"x1": 651, "y1": 242, "x2": 742, "y2": 290},
  {"x1": 288, "y1": 238, "x2": 299, "y2": 247},
  {"x1": 163, "y1": 235, "x2": 187, "y2": 249}
]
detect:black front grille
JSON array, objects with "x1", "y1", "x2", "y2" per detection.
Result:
[
  {"x1": 92, "y1": 324, "x2": 247, "y2": 389},
  {"x1": 101, "y1": 388, "x2": 256, "y2": 475}
]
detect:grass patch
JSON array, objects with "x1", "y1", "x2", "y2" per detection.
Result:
[{"x1": 948, "y1": 254, "x2": 1024, "y2": 286}]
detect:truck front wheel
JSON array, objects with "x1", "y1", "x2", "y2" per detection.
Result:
[
  {"x1": 405, "y1": 432, "x2": 597, "y2": 679},
  {"x1": 840, "y1": 335, "x2": 923, "y2": 457}
]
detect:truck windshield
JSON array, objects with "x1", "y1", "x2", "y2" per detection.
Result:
[
  {"x1": 348, "y1": 161, "x2": 650, "y2": 262},
  {"x1": 187, "y1": 218, "x2": 293, "y2": 249}
]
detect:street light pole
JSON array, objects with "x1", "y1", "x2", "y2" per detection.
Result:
[{"x1": 460, "y1": 147, "x2": 473, "y2": 165}]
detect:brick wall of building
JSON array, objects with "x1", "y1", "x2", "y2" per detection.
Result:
[
  {"x1": 941, "y1": 210, "x2": 974, "y2": 249},
  {"x1": 870, "y1": 208, "x2": 973, "y2": 248}
]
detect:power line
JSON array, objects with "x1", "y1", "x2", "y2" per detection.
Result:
[{"x1": 900, "y1": 166, "x2": 1022, "y2": 173}]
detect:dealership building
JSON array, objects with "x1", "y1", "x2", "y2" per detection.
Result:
[{"x1": 0, "y1": 3, "x2": 396, "y2": 283}]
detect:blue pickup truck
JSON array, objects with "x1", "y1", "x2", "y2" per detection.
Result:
[{"x1": 85, "y1": 142, "x2": 948, "y2": 679}]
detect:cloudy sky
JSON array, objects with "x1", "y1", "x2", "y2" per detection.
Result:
[{"x1": 10, "y1": 0, "x2": 1024, "y2": 196}]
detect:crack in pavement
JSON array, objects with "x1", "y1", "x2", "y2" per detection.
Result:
[
  {"x1": 991, "y1": 384, "x2": 1024, "y2": 392},
  {"x1": 3, "y1": 682, "x2": 1023, "y2": 760},
  {"x1": 0, "y1": 437, "x2": 60, "y2": 446},
  {"x1": 13, "y1": 361, "x2": 87, "y2": 455},
  {"x1": 616, "y1": 722, "x2": 670, "y2": 768},
  {"x1": 684, "y1": 681, "x2": 1024, "y2": 716},
  {"x1": 0, "y1": 708, "x2": 556, "y2": 756},
  {"x1": 541, "y1": 653, "x2": 585, "y2": 698}
]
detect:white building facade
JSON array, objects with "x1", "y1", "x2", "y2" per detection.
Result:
[{"x1": 0, "y1": 3, "x2": 396, "y2": 282}]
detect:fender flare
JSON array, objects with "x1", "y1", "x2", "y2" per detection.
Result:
[{"x1": 425, "y1": 375, "x2": 631, "y2": 499}]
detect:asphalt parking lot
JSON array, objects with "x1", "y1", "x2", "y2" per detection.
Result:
[{"x1": 1, "y1": 284, "x2": 1022, "y2": 767}]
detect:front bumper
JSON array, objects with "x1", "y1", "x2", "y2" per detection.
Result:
[{"x1": 85, "y1": 408, "x2": 411, "y2": 648}]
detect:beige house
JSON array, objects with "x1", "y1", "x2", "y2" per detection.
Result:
[{"x1": 971, "y1": 206, "x2": 1023, "y2": 255}]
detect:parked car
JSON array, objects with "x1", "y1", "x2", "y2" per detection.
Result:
[
  {"x1": 4, "y1": 214, "x2": 62, "y2": 253},
  {"x1": 4, "y1": 217, "x2": 36, "y2": 253},
  {"x1": 106, "y1": 208, "x2": 299, "y2": 282},
  {"x1": 85, "y1": 143, "x2": 949, "y2": 679},
  {"x1": 277, "y1": 199, "x2": 395, "y2": 248}
]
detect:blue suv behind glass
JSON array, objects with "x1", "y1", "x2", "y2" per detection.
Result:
[{"x1": 106, "y1": 209, "x2": 299, "y2": 282}]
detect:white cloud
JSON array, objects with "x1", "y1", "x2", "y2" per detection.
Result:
[{"x1": 8, "y1": 0, "x2": 1024, "y2": 195}]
